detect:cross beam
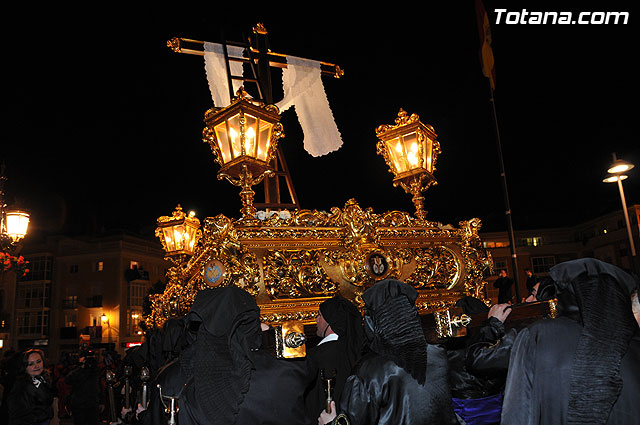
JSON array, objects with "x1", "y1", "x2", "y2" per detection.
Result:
[{"x1": 167, "y1": 37, "x2": 345, "y2": 79}]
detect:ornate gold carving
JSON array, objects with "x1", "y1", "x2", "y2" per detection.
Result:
[
  {"x1": 147, "y1": 199, "x2": 493, "y2": 330},
  {"x1": 166, "y1": 37, "x2": 181, "y2": 53},
  {"x1": 405, "y1": 246, "x2": 460, "y2": 290},
  {"x1": 253, "y1": 23, "x2": 268, "y2": 35},
  {"x1": 263, "y1": 250, "x2": 337, "y2": 299},
  {"x1": 548, "y1": 298, "x2": 558, "y2": 319}
]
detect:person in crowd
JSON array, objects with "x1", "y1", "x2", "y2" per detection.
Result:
[
  {"x1": 524, "y1": 282, "x2": 540, "y2": 303},
  {"x1": 446, "y1": 297, "x2": 516, "y2": 425},
  {"x1": 524, "y1": 268, "x2": 538, "y2": 297},
  {"x1": 0, "y1": 349, "x2": 21, "y2": 423},
  {"x1": 150, "y1": 285, "x2": 312, "y2": 425},
  {"x1": 319, "y1": 278, "x2": 459, "y2": 425},
  {"x1": 65, "y1": 350, "x2": 103, "y2": 425},
  {"x1": 501, "y1": 258, "x2": 640, "y2": 425},
  {"x1": 304, "y1": 295, "x2": 364, "y2": 420},
  {"x1": 493, "y1": 269, "x2": 514, "y2": 304},
  {"x1": 7, "y1": 348, "x2": 58, "y2": 425}
]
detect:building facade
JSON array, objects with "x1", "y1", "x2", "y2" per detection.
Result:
[
  {"x1": 481, "y1": 205, "x2": 639, "y2": 303},
  {"x1": 0, "y1": 232, "x2": 169, "y2": 362}
]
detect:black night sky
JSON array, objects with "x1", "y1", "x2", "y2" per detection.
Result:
[{"x1": 4, "y1": 2, "x2": 638, "y2": 241}]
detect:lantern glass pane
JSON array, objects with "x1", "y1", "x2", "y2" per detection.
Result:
[
  {"x1": 244, "y1": 114, "x2": 258, "y2": 158},
  {"x1": 162, "y1": 227, "x2": 177, "y2": 252},
  {"x1": 257, "y1": 120, "x2": 273, "y2": 161},
  {"x1": 173, "y1": 224, "x2": 186, "y2": 251},
  {"x1": 386, "y1": 137, "x2": 405, "y2": 174},
  {"x1": 214, "y1": 121, "x2": 232, "y2": 164},
  {"x1": 6, "y1": 211, "x2": 29, "y2": 239},
  {"x1": 425, "y1": 137, "x2": 433, "y2": 172},
  {"x1": 403, "y1": 132, "x2": 420, "y2": 171},
  {"x1": 185, "y1": 225, "x2": 197, "y2": 252},
  {"x1": 227, "y1": 114, "x2": 243, "y2": 158}
]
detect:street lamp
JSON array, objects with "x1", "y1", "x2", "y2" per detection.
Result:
[
  {"x1": 0, "y1": 166, "x2": 30, "y2": 251},
  {"x1": 375, "y1": 109, "x2": 441, "y2": 221},
  {"x1": 603, "y1": 153, "x2": 636, "y2": 270},
  {"x1": 202, "y1": 87, "x2": 284, "y2": 221}
]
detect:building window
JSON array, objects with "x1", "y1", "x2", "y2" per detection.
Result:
[
  {"x1": 129, "y1": 310, "x2": 143, "y2": 336},
  {"x1": 96, "y1": 261, "x2": 104, "y2": 272},
  {"x1": 64, "y1": 311, "x2": 77, "y2": 327},
  {"x1": 17, "y1": 282, "x2": 50, "y2": 309},
  {"x1": 62, "y1": 295, "x2": 78, "y2": 309},
  {"x1": 16, "y1": 311, "x2": 49, "y2": 336},
  {"x1": 129, "y1": 281, "x2": 147, "y2": 307},
  {"x1": 483, "y1": 241, "x2": 510, "y2": 248},
  {"x1": 519, "y1": 237, "x2": 543, "y2": 247},
  {"x1": 493, "y1": 259, "x2": 507, "y2": 272},
  {"x1": 532, "y1": 256, "x2": 556, "y2": 274},
  {"x1": 69, "y1": 265, "x2": 78, "y2": 274},
  {"x1": 21, "y1": 255, "x2": 53, "y2": 281}
]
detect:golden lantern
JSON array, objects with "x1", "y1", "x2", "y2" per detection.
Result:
[
  {"x1": 376, "y1": 109, "x2": 441, "y2": 220},
  {"x1": 155, "y1": 205, "x2": 202, "y2": 259},
  {"x1": 202, "y1": 87, "x2": 284, "y2": 221}
]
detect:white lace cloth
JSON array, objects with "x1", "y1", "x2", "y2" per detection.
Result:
[
  {"x1": 203, "y1": 46, "x2": 343, "y2": 157},
  {"x1": 204, "y1": 42, "x2": 244, "y2": 107},
  {"x1": 277, "y1": 55, "x2": 343, "y2": 157}
]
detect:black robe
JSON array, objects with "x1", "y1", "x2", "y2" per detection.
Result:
[
  {"x1": 501, "y1": 317, "x2": 640, "y2": 425},
  {"x1": 150, "y1": 349, "x2": 313, "y2": 425},
  {"x1": 336, "y1": 344, "x2": 459, "y2": 425},
  {"x1": 493, "y1": 277, "x2": 514, "y2": 303},
  {"x1": 304, "y1": 339, "x2": 353, "y2": 420}
]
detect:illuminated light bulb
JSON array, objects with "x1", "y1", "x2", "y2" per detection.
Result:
[
  {"x1": 410, "y1": 142, "x2": 418, "y2": 152},
  {"x1": 407, "y1": 152, "x2": 418, "y2": 166},
  {"x1": 244, "y1": 127, "x2": 256, "y2": 154},
  {"x1": 229, "y1": 127, "x2": 240, "y2": 154},
  {"x1": 395, "y1": 141, "x2": 403, "y2": 153}
]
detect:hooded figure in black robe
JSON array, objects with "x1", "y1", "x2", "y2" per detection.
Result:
[
  {"x1": 304, "y1": 295, "x2": 364, "y2": 419},
  {"x1": 446, "y1": 297, "x2": 517, "y2": 425},
  {"x1": 152, "y1": 286, "x2": 312, "y2": 425},
  {"x1": 319, "y1": 279, "x2": 459, "y2": 425},
  {"x1": 501, "y1": 258, "x2": 640, "y2": 425}
]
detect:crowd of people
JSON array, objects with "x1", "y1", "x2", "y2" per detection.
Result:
[{"x1": 1, "y1": 257, "x2": 639, "y2": 425}]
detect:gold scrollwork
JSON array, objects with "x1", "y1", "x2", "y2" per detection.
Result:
[
  {"x1": 263, "y1": 250, "x2": 337, "y2": 299},
  {"x1": 405, "y1": 246, "x2": 460, "y2": 290}
]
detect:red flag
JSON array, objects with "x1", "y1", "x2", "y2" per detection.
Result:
[{"x1": 475, "y1": 0, "x2": 496, "y2": 90}]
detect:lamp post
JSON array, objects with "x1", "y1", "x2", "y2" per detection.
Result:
[
  {"x1": 375, "y1": 109, "x2": 441, "y2": 221},
  {"x1": 202, "y1": 87, "x2": 284, "y2": 221},
  {"x1": 603, "y1": 153, "x2": 636, "y2": 272}
]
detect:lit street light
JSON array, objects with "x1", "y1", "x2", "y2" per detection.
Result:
[{"x1": 603, "y1": 153, "x2": 636, "y2": 272}]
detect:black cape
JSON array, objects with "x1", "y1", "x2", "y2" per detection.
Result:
[
  {"x1": 337, "y1": 344, "x2": 459, "y2": 425},
  {"x1": 501, "y1": 317, "x2": 640, "y2": 425}
]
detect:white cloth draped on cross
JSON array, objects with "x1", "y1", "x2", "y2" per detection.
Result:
[{"x1": 203, "y1": 43, "x2": 343, "y2": 157}]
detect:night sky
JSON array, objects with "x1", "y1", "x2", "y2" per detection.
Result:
[{"x1": 4, "y1": 2, "x2": 638, "y2": 241}]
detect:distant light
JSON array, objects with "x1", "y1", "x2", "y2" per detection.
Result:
[
  {"x1": 126, "y1": 342, "x2": 142, "y2": 348},
  {"x1": 603, "y1": 175, "x2": 628, "y2": 183},
  {"x1": 607, "y1": 159, "x2": 634, "y2": 174}
]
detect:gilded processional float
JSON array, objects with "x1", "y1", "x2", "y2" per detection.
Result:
[{"x1": 145, "y1": 24, "x2": 495, "y2": 358}]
